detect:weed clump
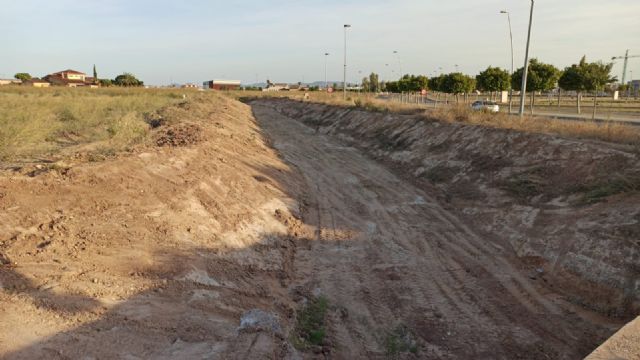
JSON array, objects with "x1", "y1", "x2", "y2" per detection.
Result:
[
  {"x1": 291, "y1": 296, "x2": 329, "y2": 350},
  {"x1": 574, "y1": 175, "x2": 640, "y2": 204},
  {"x1": 384, "y1": 325, "x2": 418, "y2": 356}
]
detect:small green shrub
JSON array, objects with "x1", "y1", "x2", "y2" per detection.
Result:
[
  {"x1": 57, "y1": 108, "x2": 77, "y2": 122},
  {"x1": 577, "y1": 176, "x2": 640, "y2": 204},
  {"x1": 384, "y1": 325, "x2": 418, "y2": 356},
  {"x1": 291, "y1": 296, "x2": 329, "y2": 350}
]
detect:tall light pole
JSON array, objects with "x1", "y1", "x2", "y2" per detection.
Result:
[
  {"x1": 343, "y1": 24, "x2": 351, "y2": 100},
  {"x1": 324, "y1": 52, "x2": 330, "y2": 90},
  {"x1": 501, "y1": 10, "x2": 514, "y2": 114},
  {"x1": 519, "y1": 0, "x2": 535, "y2": 117},
  {"x1": 393, "y1": 50, "x2": 402, "y2": 77}
]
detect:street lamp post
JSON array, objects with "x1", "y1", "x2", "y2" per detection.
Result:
[
  {"x1": 393, "y1": 50, "x2": 402, "y2": 77},
  {"x1": 324, "y1": 52, "x2": 330, "y2": 90},
  {"x1": 343, "y1": 24, "x2": 351, "y2": 101},
  {"x1": 519, "y1": 0, "x2": 535, "y2": 117},
  {"x1": 500, "y1": 10, "x2": 514, "y2": 114}
]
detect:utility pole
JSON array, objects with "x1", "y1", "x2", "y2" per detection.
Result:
[
  {"x1": 343, "y1": 24, "x2": 351, "y2": 101},
  {"x1": 324, "y1": 52, "x2": 329, "y2": 90},
  {"x1": 501, "y1": 10, "x2": 514, "y2": 114},
  {"x1": 519, "y1": 0, "x2": 535, "y2": 117}
]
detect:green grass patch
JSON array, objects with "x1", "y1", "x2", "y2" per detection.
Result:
[
  {"x1": 384, "y1": 325, "x2": 418, "y2": 356},
  {"x1": 354, "y1": 98, "x2": 388, "y2": 113},
  {"x1": 291, "y1": 296, "x2": 329, "y2": 351},
  {"x1": 575, "y1": 176, "x2": 640, "y2": 204},
  {"x1": 501, "y1": 169, "x2": 548, "y2": 199}
]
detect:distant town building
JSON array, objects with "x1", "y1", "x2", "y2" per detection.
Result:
[
  {"x1": 630, "y1": 80, "x2": 640, "y2": 93},
  {"x1": 23, "y1": 78, "x2": 51, "y2": 87},
  {"x1": 43, "y1": 69, "x2": 98, "y2": 87},
  {"x1": 263, "y1": 80, "x2": 287, "y2": 91},
  {"x1": 182, "y1": 83, "x2": 198, "y2": 89},
  {"x1": 0, "y1": 79, "x2": 22, "y2": 86},
  {"x1": 288, "y1": 83, "x2": 309, "y2": 91},
  {"x1": 202, "y1": 80, "x2": 241, "y2": 90}
]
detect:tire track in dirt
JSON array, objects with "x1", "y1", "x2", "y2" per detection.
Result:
[{"x1": 252, "y1": 102, "x2": 609, "y2": 359}]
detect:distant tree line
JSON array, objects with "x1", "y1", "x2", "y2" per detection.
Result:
[{"x1": 358, "y1": 55, "x2": 618, "y2": 113}]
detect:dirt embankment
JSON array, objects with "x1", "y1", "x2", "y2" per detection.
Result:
[
  {"x1": 259, "y1": 98, "x2": 640, "y2": 318},
  {"x1": 0, "y1": 94, "x2": 309, "y2": 358}
]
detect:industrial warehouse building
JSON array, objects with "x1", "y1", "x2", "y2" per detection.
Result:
[{"x1": 203, "y1": 80, "x2": 241, "y2": 90}]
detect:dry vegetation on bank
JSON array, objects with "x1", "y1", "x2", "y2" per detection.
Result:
[
  {"x1": 233, "y1": 90, "x2": 640, "y2": 147},
  {"x1": 0, "y1": 87, "x2": 192, "y2": 164}
]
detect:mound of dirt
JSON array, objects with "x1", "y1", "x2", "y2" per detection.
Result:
[
  {"x1": 154, "y1": 122, "x2": 203, "y2": 147},
  {"x1": 0, "y1": 93, "x2": 306, "y2": 359}
]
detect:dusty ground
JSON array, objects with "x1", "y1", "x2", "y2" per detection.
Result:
[
  {"x1": 0, "y1": 94, "x2": 636, "y2": 359},
  {"x1": 261, "y1": 98, "x2": 640, "y2": 318},
  {"x1": 588, "y1": 316, "x2": 640, "y2": 359},
  {"x1": 0, "y1": 95, "x2": 304, "y2": 359}
]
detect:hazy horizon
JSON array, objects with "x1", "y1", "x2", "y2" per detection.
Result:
[{"x1": 1, "y1": 0, "x2": 639, "y2": 85}]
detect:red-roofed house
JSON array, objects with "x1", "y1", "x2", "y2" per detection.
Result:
[
  {"x1": 43, "y1": 69, "x2": 97, "y2": 87},
  {"x1": 51, "y1": 69, "x2": 87, "y2": 82}
]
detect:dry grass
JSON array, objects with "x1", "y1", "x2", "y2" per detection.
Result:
[
  {"x1": 0, "y1": 86, "x2": 188, "y2": 163},
  {"x1": 232, "y1": 90, "x2": 640, "y2": 147},
  {"x1": 425, "y1": 105, "x2": 640, "y2": 146}
]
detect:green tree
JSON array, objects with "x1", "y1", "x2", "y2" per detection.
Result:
[
  {"x1": 559, "y1": 56, "x2": 615, "y2": 114},
  {"x1": 99, "y1": 79, "x2": 113, "y2": 87},
  {"x1": 114, "y1": 73, "x2": 144, "y2": 87},
  {"x1": 14, "y1": 73, "x2": 32, "y2": 81},
  {"x1": 395, "y1": 74, "x2": 429, "y2": 92},
  {"x1": 93, "y1": 64, "x2": 98, "y2": 84},
  {"x1": 369, "y1": 72, "x2": 380, "y2": 93},
  {"x1": 476, "y1": 66, "x2": 510, "y2": 101},
  {"x1": 441, "y1": 73, "x2": 475, "y2": 102},
  {"x1": 429, "y1": 74, "x2": 446, "y2": 92},
  {"x1": 512, "y1": 59, "x2": 560, "y2": 112},
  {"x1": 617, "y1": 84, "x2": 629, "y2": 93},
  {"x1": 361, "y1": 77, "x2": 371, "y2": 92},
  {"x1": 385, "y1": 81, "x2": 399, "y2": 93},
  {"x1": 559, "y1": 58, "x2": 588, "y2": 113}
]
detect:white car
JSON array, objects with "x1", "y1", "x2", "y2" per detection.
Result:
[{"x1": 471, "y1": 100, "x2": 500, "y2": 113}]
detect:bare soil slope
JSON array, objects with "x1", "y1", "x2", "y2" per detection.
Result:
[
  {"x1": 259, "y1": 99, "x2": 640, "y2": 319},
  {"x1": 249, "y1": 102, "x2": 633, "y2": 359},
  {"x1": 0, "y1": 94, "x2": 307, "y2": 359}
]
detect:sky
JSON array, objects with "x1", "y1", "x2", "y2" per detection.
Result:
[{"x1": 1, "y1": 0, "x2": 639, "y2": 86}]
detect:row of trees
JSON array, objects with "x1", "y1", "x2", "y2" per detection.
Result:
[
  {"x1": 13, "y1": 71, "x2": 143, "y2": 87},
  {"x1": 361, "y1": 56, "x2": 617, "y2": 112},
  {"x1": 384, "y1": 74, "x2": 429, "y2": 93}
]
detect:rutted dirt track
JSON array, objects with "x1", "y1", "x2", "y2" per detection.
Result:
[
  {"x1": 0, "y1": 94, "x2": 635, "y2": 359},
  {"x1": 251, "y1": 102, "x2": 619, "y2": 359}
]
